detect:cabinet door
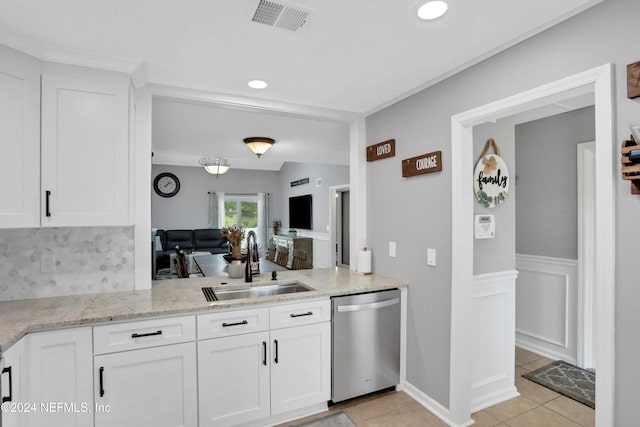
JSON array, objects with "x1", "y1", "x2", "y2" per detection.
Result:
[
  {"x1": 94, "y1": 342, "x2": 197, "y2": 427},
  {"x1": 0, "y1": 48, "x2": 40, "y2": 228},
  {"x1": 24, "y1": 327, "x2": 93, "y2": 427},
  {"x1": 1, "y1": 339, "x2": 25, "y2": 427},
  {"x1": 270, "y1": 322, "x2": 331, "y2": 415},
  {"x1": 41, "y1": 74, "x2": 129, "y2": 227},
  {"x1": 198, "y1": 332, "x2": 270, "y2": 427}
]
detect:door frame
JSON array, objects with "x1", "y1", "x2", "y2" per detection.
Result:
[
  {"x1": 577, "y1": 141, "x2": 596, "y2": 370},
  {"x1": 449, "y1": 65, "x2": 614, "y2": 426},
  {"x1": 329, "y1": 184, "x2": 350, "y2": 267}
]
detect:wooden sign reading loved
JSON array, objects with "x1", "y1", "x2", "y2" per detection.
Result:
[
  {"x1": 402, "y1": 151, "x2": 442, "y2": 177},
  {"x1": 367, "y1": 139, "x2": 395, "y2": 162}
]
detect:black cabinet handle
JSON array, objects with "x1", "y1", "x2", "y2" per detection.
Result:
[
  {"x1": 131, "y1": 330, "x2": 162, "y2": 339},
  {"x1": 99, "y1": 366, "x2": 105, "y2": 397},
  {"x1": 45, "y1": 190, "x2": 51, "y2": 217},
  {"x1": 222, "y1": 320, "x2": 248, "y2": 327},
  {"x1": 1, "y1": 366, "x2": 12, "y2": 403},
  {"x1": 262, "y1": 341, "x2": 267, "y2": 366},
  {"x1": 290, "y1": 311, "x2": 313, "y2": 318},
  {"x1": 274, "y1": 339, "x2": 279, "y2": 364}
]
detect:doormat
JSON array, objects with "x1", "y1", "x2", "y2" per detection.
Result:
[
  {"x1": 523, "y1": 360, "x2": 595, "y2": 408},
  {"x1": 293, "y1": 412, "x2": 355, "y2": 427}
]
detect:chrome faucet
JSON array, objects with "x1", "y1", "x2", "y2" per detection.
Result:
[{"x1": 245, "y1": 230, "x2": 258, "y2": 282}]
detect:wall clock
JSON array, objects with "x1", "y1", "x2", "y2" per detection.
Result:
[{"x1": 153, "y1": 172, "x2": 180, "y2": 198}]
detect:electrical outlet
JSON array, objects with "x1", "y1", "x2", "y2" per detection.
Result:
[
  {"x1": 41, "y1": 253, "x2": 56, "y2": 273},
  {"x1": 389, "y1": 242, "x2": 396, "y2": 258}
]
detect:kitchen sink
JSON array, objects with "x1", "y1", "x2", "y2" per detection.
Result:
[{"x1": 202, "y1": 281, "x2": 315, "y2": 301}]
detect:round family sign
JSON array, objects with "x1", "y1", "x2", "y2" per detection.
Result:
[{"x1": 474, "y1": 153, "x2": 510, "y2": 208}]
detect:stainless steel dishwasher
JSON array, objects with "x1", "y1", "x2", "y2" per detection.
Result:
[{"x1": 331, "y1": 289, "x2": 401, "y2": 403}]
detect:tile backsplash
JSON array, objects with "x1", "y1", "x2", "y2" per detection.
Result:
[{"x1": 0, "y1": 226, "x2": 135, "y2": 301}]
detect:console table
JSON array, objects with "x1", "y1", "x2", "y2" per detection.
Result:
[{"x1": 271, "y1": 235, "x2": 313, "y2": 269}]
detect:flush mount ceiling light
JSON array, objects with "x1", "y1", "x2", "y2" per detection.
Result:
[
  {"x1": 248, "y1": 79, "x2": 268, "y2": 89},
  {"x1": 244, "y1": 137, "x2": 275, "y2": 158},
  {"x1": 199, "y1": 157, "x2": 230, "y2": 179},
  {"x1": 417, "y1": 1, "x2": 448, "y2": 20}
]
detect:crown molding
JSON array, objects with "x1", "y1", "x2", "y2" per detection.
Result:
[
  {"x1": 0, "y1": 25, "x2": 142, "y2": 75},
  {"x1": 148, "y1": 83, "x2": 362, "y2": 124}
]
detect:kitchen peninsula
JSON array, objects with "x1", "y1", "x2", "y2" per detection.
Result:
[{"x1": 0, "y1": 268, "x2": 407, "y2": 427}]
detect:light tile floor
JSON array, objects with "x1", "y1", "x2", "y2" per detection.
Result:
[{"x1": 278, "y1": 347, "x2": 595, "y2": 427}]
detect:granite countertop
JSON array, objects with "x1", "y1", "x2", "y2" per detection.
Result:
[{"x1": 0, "y1": 268, "x2": 407, "y2": 353}]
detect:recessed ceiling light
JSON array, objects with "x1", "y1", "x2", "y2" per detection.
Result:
[
  {"x1": 248, "y1": 79, "x2": 268, "y2": 89},
  {"x1": 417, "y1": 1, "x2": 448, "y2": 20}
]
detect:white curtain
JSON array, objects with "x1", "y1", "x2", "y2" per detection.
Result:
[
  {"x1": 258, "y1": 192, "x2": 269, "y2": 253},
  {"x1": 208, "y1": 192, "x2": 225, "y2": 228}
]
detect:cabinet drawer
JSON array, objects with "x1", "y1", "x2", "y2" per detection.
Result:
[
  {"x1": 197, "y1": 307, "x2": 269, "y2": 340},
  {"x1": 270, "y1": 299, "x2": 330, "y2": 329},
  {"x1": 94, "y1": 315, "x2": 195, "y2": 355}
]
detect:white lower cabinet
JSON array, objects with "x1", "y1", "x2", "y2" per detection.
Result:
[
  {"x1": 25, "y1": 327, "x2": 93, "y2": 427},
  {"x1": 2, "y1": 300, "x2": 331, "y2": 427},
  {"x1": 270, "y1": 322, "x2": 331, "y2": 415},
  {"x1": 198, "y1": 300, "x2": 331, "y2": 426},
  {"x1": 198, "y1": 332, "x2": 270, "y2": 427},
  {"x1": 94, "y1": 342, "x2": 197, "y2": 427},
  {"x1": 1, "y1": 338, "x2": 25, "y2": 427}
]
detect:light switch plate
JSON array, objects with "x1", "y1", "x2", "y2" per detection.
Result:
[
  {"x1": 389, "y1": 242, "x2": 396, "y2": 257},
  {"x1": 427, "y1": 248, "x2": 436, "y2": 266}
]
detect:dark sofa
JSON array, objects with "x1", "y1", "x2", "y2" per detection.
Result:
[{"x1": 155, "y1": 228, "x2": 228, "y2": 271}]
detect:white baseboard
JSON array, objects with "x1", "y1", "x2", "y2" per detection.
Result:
[
  {"x1": 470, "y1": 386, "x2": 520, "y2": 413},
  {"x1": 402, "y1": 381, "x2": 473, "y2": 427},
  {"x1": 515, "y1": 337, "x2": 576, "y2": 365}
]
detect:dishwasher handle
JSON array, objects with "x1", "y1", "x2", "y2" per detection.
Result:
[{"x1": 336, "y1": 297, "x2": 400, "y2": 313}]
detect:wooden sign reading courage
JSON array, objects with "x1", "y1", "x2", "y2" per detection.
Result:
[{"x1": 402, "y1": 151, "x2": 442, "y2": 177}]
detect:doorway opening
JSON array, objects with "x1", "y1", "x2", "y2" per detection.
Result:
[
  {"x1": 512, "y1": 106, "x2": 596, "y2": 372},
  {"x1": 450, "y1": 65, "x2": 614, "y2": 426},
  {"x1": 329, "y1": 184, "x2": 351, "y2": 267}
]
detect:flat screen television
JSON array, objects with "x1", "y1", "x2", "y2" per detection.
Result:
[{"x1": 289, "y1": 194, "x2": 312, "y2": 230}]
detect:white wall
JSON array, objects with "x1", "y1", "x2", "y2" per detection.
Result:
[{"x1": 366, "y1": 1, "x2": 640, "y2": 421}]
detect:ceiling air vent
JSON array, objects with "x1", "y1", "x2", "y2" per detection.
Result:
[{"x1": 252, "y1": 0, "x2": 310, "y2": 32}]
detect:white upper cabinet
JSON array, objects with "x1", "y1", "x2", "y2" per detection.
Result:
[
  {"x1": 0, "y1": 46, "x2": 132, "y2": 229},
  {"x1": 41, "y1": 73, "x2": 130, "y2": 227},
  {"x1": 0, "y1": 48, "x2": 41, "y2": 228}
]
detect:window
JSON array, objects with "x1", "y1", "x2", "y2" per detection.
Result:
[{"x1": 223, "y1": 194, "x2": 263, "y2": 250}]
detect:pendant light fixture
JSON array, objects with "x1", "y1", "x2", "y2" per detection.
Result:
[
  {"x1": 243, "y1": 137, "x2": 275, "y2": 158},
  {"x1": 199, "y1": 157, "x2": 230, "y2": 179}
]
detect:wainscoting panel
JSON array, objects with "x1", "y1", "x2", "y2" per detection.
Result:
[
  {"x1": 515, "y1": 254, "x2": 578, "y2": 363},
  {"x1": 471, "y1": 270, "x2": 519, "y2": 412}
]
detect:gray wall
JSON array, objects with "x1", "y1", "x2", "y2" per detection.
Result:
[
  {"x1": 473, "y1": 118, "x2": 516, "y2": 275},
  {"x1": 366, "y1": 0, "x2": 640, "y2": 422},
  {"x1": 278, "y1": 162, "x2": 349, "y2": 233},
  {"x1": 151, "y1": 165, "x2": 281, "y2": 230},
  {"x1": 515, "y1": 107, "x2": 595, "y2": 260}
]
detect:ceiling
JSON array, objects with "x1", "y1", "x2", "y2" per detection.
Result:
[
  {"x1": 152, "y1": 98, "x2": 350, "y2": 170},
  {"x1": 0, "y1": 0, "x2": 602, "y2": 169}
]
